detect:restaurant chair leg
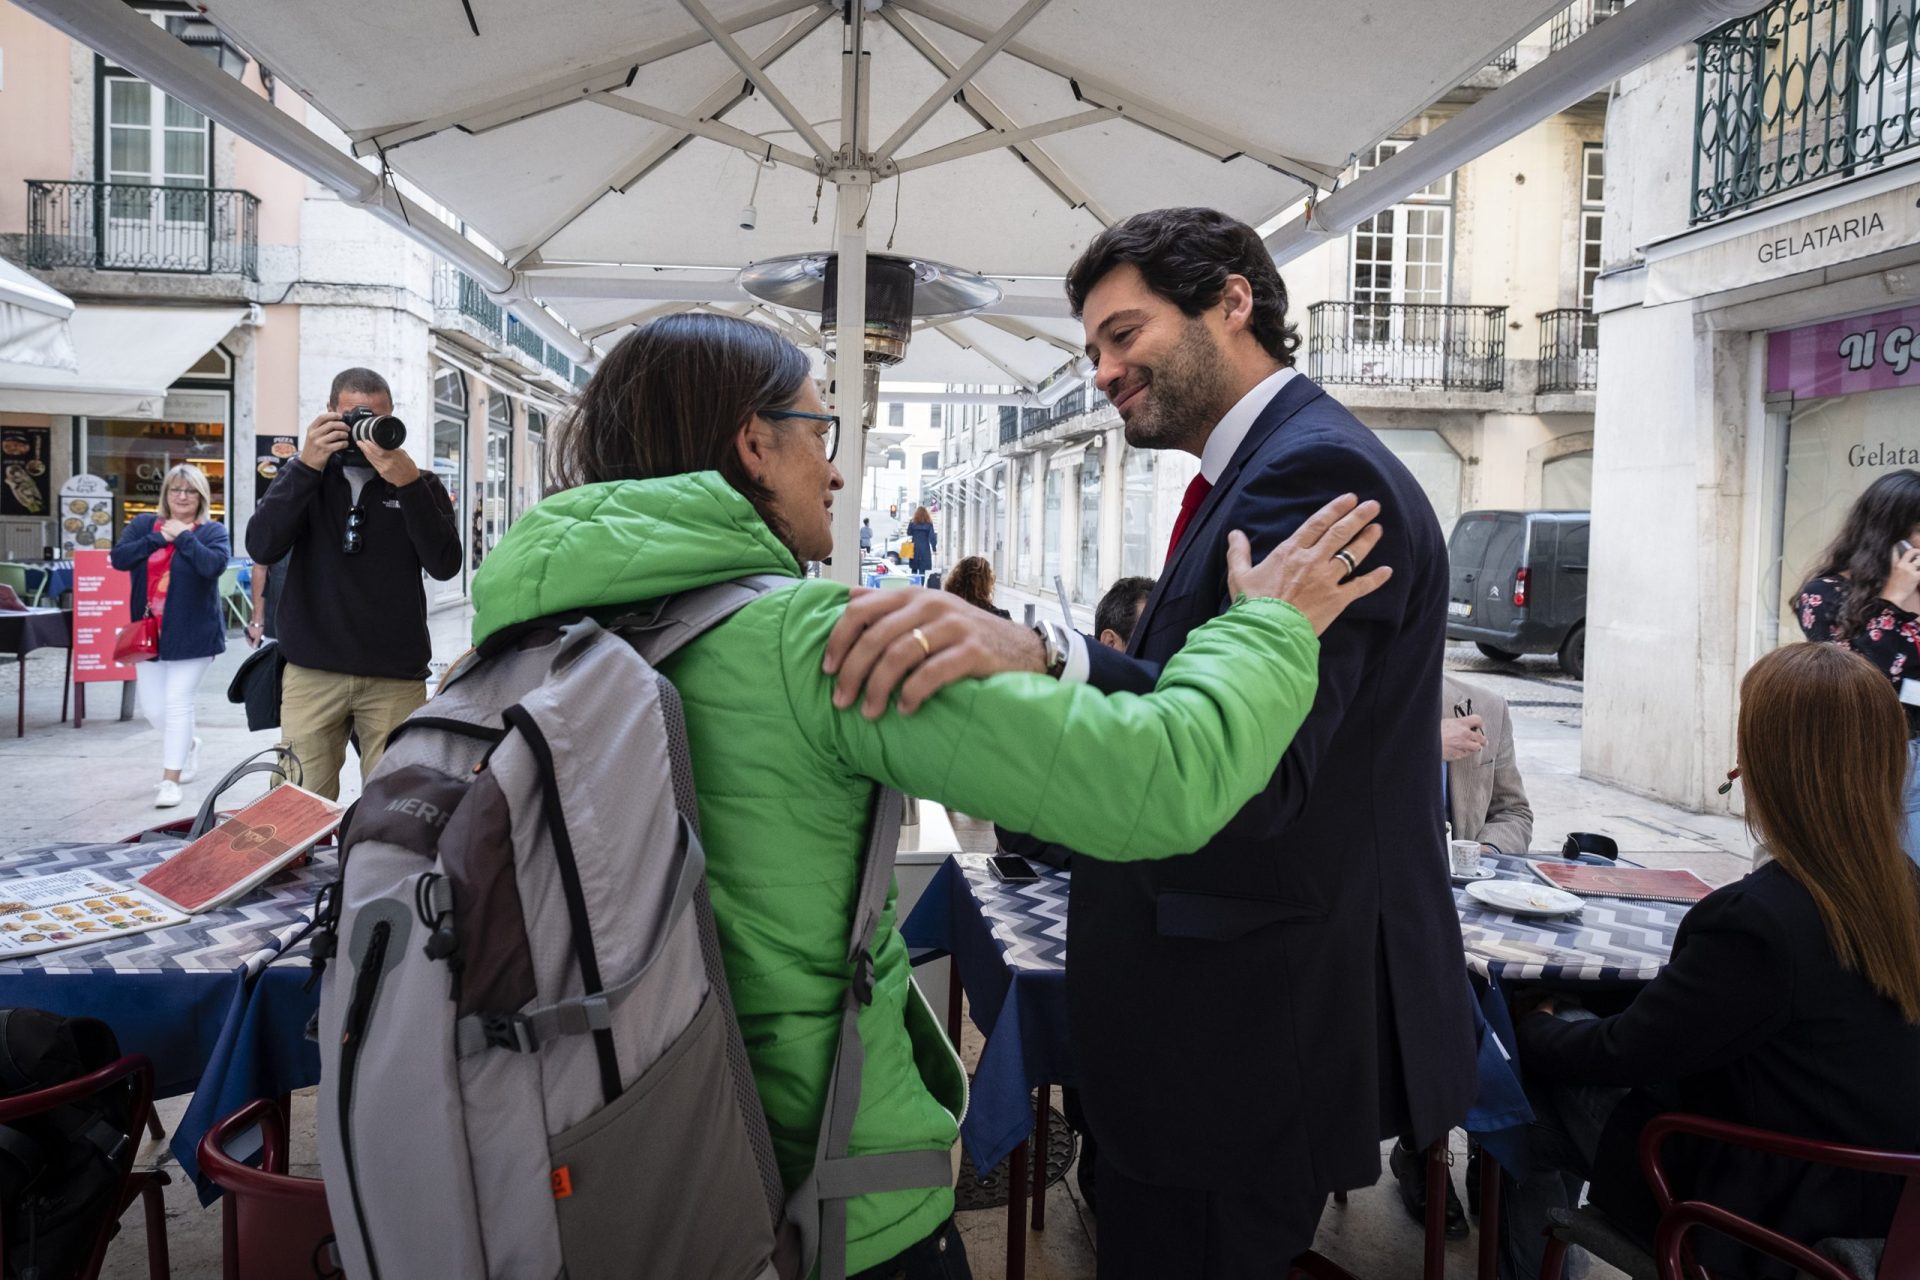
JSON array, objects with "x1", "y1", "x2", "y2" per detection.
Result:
[
  {"x1": 1032, "y1": 1085, "x2": 1049, "y2": 1231},
  {"x1": 1539, "y1": 1234, "x2": 1569, "y2": 1280},
  {"x1": 146, "y1": 1110, "x2": 165, "y2": 1140},
  {"x1": 61, "y1": 667, "x2": 69, "y2": 724},
  {"x1": 946, "y1": 963, "x2": 962, "y2": 1050},
  {"x1": 1423, "y1": 1141, "x2": 1448, "y2": 1280},
  {"x1": 1006, "y1": 1137, "x2": 1028, "y2": 1280},
  {"x1": 139, "y1": 1172, "x2": 171, "y2": 1280},
  {"x1": 1477, "y1": 1150, "x2": 1502, "y2": 1280}
]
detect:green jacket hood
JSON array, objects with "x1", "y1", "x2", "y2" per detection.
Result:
[{"x1": 470, "y1": 472, "x2": 799, "y2": 645}]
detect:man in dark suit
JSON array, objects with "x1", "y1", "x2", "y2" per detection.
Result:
[{"x1": 823, "y1": 207, "x2": 1477, "y2": 1274}]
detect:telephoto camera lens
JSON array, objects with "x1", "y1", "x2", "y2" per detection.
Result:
[{"x1": 342, "y1": 406, "x2": 407, "y2": 450}]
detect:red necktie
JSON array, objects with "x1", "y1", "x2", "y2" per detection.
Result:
[{"x1": 1165, "y1": 473, "x2": 1214, "y2": 562}]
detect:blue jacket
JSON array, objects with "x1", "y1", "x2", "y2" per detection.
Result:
[
  {"x1": 907, "y1": 521, "x2": 936, "y2": 567},
  {"x1": 1073, "y1": 373, "x2": 1477, "y2": 1195},
  {"x1": 110, "y1": 513, "x2": 230, "y2": 660}
]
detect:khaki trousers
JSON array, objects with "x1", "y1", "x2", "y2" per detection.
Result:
[{"x1": 279, "y1": 662, "x2": 426, "y2": 800}]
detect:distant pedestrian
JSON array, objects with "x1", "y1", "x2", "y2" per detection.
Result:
[
  {"x1": 1793, "y1": 467, "x2": 1920, "y2": 864},
  {"x1": 943, "y1": 556, "x2": 1009, "y2": 618},
  {"x1": 860, "y1": 517, "x2": 873, "y2": 554},
  {"x1": 245, "y1": 554, "x2": 286, "y2": 646},
  {"x1": 906, "y1": 505, "x2": 936, "y2": 573},
  {"x1": 110, "y1": 463, "x2": 229, "y2": 808}
]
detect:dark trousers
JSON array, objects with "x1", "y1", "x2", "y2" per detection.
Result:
[
  {"x1": 849, "y1": 1217, "x2": 973, "y2": 1280},
  {"x1": 1093, "y1": 1151, "x2": 1324, "y2": 1279}
]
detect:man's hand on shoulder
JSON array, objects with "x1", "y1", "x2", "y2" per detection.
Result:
[
  {"x1": 361, "y1": 440, "x2": 420, "y2": 488},
  {"x1": 823, "y1": 586, "x2": 1047, "y2": 718}
]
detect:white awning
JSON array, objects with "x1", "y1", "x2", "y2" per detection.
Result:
[
  {"x1": 0, "y1": 257, "x2": 77, "y2": 376},
  {"x1": 0, "y1": 305, "x2": 246, "y2": 418}
]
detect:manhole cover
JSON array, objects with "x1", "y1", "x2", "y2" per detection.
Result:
[{"x1": 954, "y1": 1102, "x2": 1078, "y2": 1212}]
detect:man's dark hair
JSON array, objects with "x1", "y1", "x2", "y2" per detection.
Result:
[
  {"x1": 328, "y1": 367, "x2": 392, "y2": 407},
  {"x1": 1095, "y1": 576, "x2": 1156, "y2": 644},
  {"x1": 1064, "y1": 207, "x2": 1299, "y2": 365}
]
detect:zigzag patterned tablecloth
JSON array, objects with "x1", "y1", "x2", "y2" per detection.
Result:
[
  {"x1": 952, "y1": 853, "x2": 1069, "y2": 972},
  {"x1": 0, "y1": 840, "x2": 333, "y2": 1202},
  {"x1": 1455, "y1": 850, "x2": 1688, "y2": 985}
]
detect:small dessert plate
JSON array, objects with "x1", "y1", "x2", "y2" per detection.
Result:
[{"x1": 1465, "y1": 879, "x2": 1583, "y2": 917}]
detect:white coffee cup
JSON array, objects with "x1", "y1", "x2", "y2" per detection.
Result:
[{"x1": 1449, "y1": 839, "x2": 1484, "y2": 876}]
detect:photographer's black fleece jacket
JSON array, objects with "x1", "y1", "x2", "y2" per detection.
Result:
[{"x1": 245, "y1": 456, "x2": 462, "y2": 680}]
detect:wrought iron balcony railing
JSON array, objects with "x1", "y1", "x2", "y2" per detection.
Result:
[
  {"x1": 505, "y1": 314, "x2": 546, "y2": 363},
  {"x1": 1306, "y1": 301, "x2": 1508, "y2": 390},
  {"x1": 1487, "y1": 45, "x2": 1520, "y2": 71},
  {"x1": 1550, "y1": 0, "x2": 1629, "y2": 51},
  {"x1": 433, "y1": 264, "x2": 504, "y2": 341},
  {"x1": 1694, "y1": 0, "x2": 1920, "y2": 222},
  {"x1": 1537, "y1": 308, "x2": 1599, "y2": 393},
  {"x1": 25, "y1": 179, "x2": 259, "y2": 279}
]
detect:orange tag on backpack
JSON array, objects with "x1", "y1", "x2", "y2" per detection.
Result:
[{"x1": 551, "y1": 1166, "x2": 573, "y2": 1199}]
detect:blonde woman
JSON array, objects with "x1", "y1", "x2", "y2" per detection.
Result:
[{"x1": 110, "y1": 463, "x2": 231, "y2": 807}]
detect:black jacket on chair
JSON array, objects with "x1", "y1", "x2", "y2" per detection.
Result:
[
  {"x1": 1519, "y1": 860, "x2": 1920, "y2": 1279},
  {"x1": 1071, "y1": 373, "x2": 1477, "y2": 1196}
]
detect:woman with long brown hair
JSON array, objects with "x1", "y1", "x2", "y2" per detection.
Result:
[
  {"x1": 1501, "y1": 642, "x2": 1920, "y2": 1280},
  {"x1": 905, "y1": 504, "x2": 936, "y2": 574},
  {"x1": 941, "y1": 555, "x2": 1007, "y2": 618}
]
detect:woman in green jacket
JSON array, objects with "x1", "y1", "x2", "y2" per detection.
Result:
[{"x1": 469, "y1": 314, "x2": 1388, "y2": 1279}]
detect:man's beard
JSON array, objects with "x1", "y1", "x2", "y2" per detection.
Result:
[{"x1": 1118, "y1": 318, "x2": 1234, "y2": 452}]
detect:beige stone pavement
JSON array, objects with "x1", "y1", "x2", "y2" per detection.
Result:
[{"x1": 0, "y1": 599, "x2": 1755, "y2": 1279}]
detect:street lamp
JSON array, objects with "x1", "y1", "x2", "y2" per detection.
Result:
[{"x1": 165, "y1": 14, "x2": 248, "y2": 80}]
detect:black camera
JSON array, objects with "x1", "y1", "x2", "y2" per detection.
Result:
[{"x1": 337, "y1": 405, "x2": 406, "y2": 466}]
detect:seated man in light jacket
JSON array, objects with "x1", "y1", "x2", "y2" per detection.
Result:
[{"x1": 1443, "y1": 673, "x2": 1533, "y2": 855}]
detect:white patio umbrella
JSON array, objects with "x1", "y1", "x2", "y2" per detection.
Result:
[
  {"x1": 19, "y1": 0, "x2": 1765, "y2": 577},
  {"x1": 0, "y1": 256, "x2": 76, "y2": 375}
]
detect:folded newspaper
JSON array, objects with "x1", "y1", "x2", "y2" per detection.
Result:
[{"x1": 0, "y1": 785, "x2": 341, "y2": 959}]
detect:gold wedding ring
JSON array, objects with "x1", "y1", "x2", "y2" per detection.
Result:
[{"x1": 912, "y1": 626, "x2": 932, "y2": 657}]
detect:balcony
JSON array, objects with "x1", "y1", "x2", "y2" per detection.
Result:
[
  {"x1": 433, "y1": 263, "x2": 504, "y2": 343},
  {"x1": 1537, "y1": 308, "x2": 1599, "y2": 393},
  {"x1": 1549, "y1": 0, "x2": 1628, "y2": 52},
  {"x1": 1694, "y1": 0, "x2": 1920, "y2": 223},
  {"x1": 25, "y1": 179, "x2": 259, "y2": 279},
  {"x1": 1305, "y1": 301, "x2": 1508, "y2": 391}
]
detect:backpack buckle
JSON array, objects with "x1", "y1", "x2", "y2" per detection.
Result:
[
  {"x1": 480, "y1": 1013, "x2": 538, "y2": 1054},
  {"x1": 848, "y1": 949, "x2": 876, "y2": 1009}
]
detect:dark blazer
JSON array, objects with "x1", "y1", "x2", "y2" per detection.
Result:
[
  {"x1": 109, "y1": 513, "x2": 230, "y2": 661},
  {"x1": 907, "y1": 521, "x2": 937, "y2": 571},
  {"x1": 1074, "y1": 373, "x2": 1477, "y2": 1195},
  {"x1": 1519, "y1": 861, "x2": 1920, "y2": 1279}
]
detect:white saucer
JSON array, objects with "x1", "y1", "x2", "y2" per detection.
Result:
[
  {"x1": 1450, "y1": 864, "x2": 1497, "y2": 883},
  {"x1": 1465, "y1": 879, "x2": 1583, "y2": 918}
]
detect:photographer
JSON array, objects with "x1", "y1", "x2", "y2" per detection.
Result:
[{"x1": 245, "y1": 368, "x2": 462, "y2": 798}]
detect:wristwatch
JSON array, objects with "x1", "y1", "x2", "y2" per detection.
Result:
[{"x1": 1031, "y1": 620, "x2": 1070, "y2": 679}]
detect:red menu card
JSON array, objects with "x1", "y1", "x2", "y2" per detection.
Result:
[
  {"x1": 138, "y1": 785, "x2": 342, "y2": 913},
  {"x1": 1527, "y1": 860, "x2": 1714, "y2": 905}
]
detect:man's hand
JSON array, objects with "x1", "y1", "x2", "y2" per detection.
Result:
[
  {"x1": 361, "y1": 439, "x2": 420, "y2": 488},
  {"x1": 298, "y1": 412, "x2": 348, "y2": 470},
  {"x1": 823, "y1": 587, "x2": 1046, "y2": 718},
  {"x1": 1440, "y1": 714, "x2": 1487, "y2": 762}
]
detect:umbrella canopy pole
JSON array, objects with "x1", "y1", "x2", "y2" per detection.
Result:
[{"x1": 828, "y1": 177, "x2": 869, "y2": 586}]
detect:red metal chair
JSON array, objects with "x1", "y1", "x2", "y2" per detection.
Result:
[
  {"x1": 197, "y1": 1097, "x2": 336, "y2": 1280},
  {"x1": 1538, "y1": 1112, "x2": 1920, "y2": 1279},
  {"x1": 0, "y1": 1052, "x2": 170, "y2": 1280}
]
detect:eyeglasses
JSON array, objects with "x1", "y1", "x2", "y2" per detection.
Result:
[
  {"x1": 342, "y1": 502, "x2": 365, "y2": 555},
  {"x1": 762, "y1": 409, "x2": 839, "y2": 462}
]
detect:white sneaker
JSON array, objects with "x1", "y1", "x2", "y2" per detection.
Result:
[
  {"x1": 181, "y1": 737, "x2": 203, "y2": 783},
  {"x1": 155, "y1": 780, "x2": 183, "y2": 809}
]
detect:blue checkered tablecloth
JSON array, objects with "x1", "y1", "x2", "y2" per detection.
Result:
[
  {"x1": 0, "y1": 840, "x2": 330, "y2": 1200},
  {"x1": 1455, "y1": 850, "x2": 1690, "y2": 985}
]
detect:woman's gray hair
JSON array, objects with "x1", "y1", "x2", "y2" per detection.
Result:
[{"x1": 162, "y1": 463, "x2": 212, "y2": 521}]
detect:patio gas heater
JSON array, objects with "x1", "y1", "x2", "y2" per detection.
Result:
[{"x1": 738, "y1": 253, "x2": 1002, "y2": 434}]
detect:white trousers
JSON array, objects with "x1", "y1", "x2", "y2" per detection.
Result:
[{"x1": 135, "y1": 656, "x2": 213, "y2": 773}]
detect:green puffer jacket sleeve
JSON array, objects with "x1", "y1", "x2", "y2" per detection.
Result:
[{"x1": 775, "y1": 586, "x2": 1320, "y2": 860}]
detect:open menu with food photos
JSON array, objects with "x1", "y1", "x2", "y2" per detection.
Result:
[
  {"x1": 0, "y1": 786, "x2": 342, "y2": 959},
  {"x1": 137, "y1": 785, "x2": 342, "y2": 913},
  {"x1": 1526, "y1": 859, "x2": 1715, "y2": 904}
]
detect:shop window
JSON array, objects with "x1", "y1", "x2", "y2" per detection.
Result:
[
  {"x1": 990, "y1": 464, "x2": 1006, "y2": 570},
  {"x1": 432, "y1": 367, "x2": 467, "y2": 597},
  {"x1": 1017, "y1": 457, "x2": 1036, "y2": 583},
  {"x1": 1076, "y1": 451, "x2": 1103, "y2": 603},
  {"x1": 1122, "y1": 446, "x2": 1156, "y2": 577},
  {"x1": 1042, "y1": 463, "x2": 1063, "y2": 584},
  {"x1": 1542, "y1": 450, "x2": 1593, "y2": 509},
  {"x1": 479, "y1": 393, "x2": 513, "y2": 567}
]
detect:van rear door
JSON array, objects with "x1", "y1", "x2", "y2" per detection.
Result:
[{"x1": 1447, "y1": 511, "x2": 1523, "y2": 630}]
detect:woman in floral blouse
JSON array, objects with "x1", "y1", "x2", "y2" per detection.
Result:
[{"x1": 1794, "y1": 467, "x2": 1920, "y2": 863}]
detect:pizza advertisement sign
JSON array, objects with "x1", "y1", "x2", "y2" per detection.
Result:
[
  {"x1": 1, "y1": 426, "x2": 52, "y2": 517},
  {"x1": 70, "y1": 550, "x2": 138, "y2": 684},
  {"x1": 56, "y1": 474, "x2": 114, "y2": 554}
]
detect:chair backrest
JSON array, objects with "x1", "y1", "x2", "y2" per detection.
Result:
[
  {"x1": 0, "y1": 564, "x2": 27, "y2": 595},
  {"x1": 874, "y1": 575, "x2": 914, "y2": 590},
  {"x1": 1639, "y1": 1112, "x2": 1920, "y2": 1280},
  {"x1": 0, "y1": 1052, "x2": 155, "y2": 1280},
  {"x1": 216, "y1": 567, "x2": 241, "y2": 596},
  {"x1": 197, "y1": 1098, "x2": 335, "y2": 1280}
]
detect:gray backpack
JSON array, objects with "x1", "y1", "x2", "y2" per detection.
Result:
[{"x1": 312, "y1": 577, "x2": 950, "y2": 1280}]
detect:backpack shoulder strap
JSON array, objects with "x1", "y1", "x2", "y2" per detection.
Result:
[
  {"x1": 785, "y1": 785, "x2": 949, "y2": 1280},
  {"x1": 613, "y1": 574, "x2": 795, "y2": 668}
]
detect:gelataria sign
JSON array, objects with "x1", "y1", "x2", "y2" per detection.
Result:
[
  {"x1": 1767, "y1": 302, "x2": 1920, "y2": 400},
  {"x1": 1645, "y1": 185, "x2": 1920, "y2": 305}
]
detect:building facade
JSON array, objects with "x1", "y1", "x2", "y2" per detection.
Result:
[
  {"x1": 933, "y1": 3, "x2": 1616, "y2": 612},
  {"x1": 1585, "y1": 0, "x2": 1920, "y2": 809},
  {"x1": 0, "y1": 1, "x2": 578, "y2": 598}
]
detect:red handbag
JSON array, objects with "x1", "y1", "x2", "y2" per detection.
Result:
[{"x1": 113, "y1": 538, "x2": 176, "y2": 664}]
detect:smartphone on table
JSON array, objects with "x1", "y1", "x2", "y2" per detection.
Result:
[{"x1": 988, "y1": 853, "x2": 1040, "y2": 884}]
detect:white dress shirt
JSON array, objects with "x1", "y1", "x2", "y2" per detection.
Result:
[{"x1": 1059, "y1": 364, "x2": 1299, "y2": 681}]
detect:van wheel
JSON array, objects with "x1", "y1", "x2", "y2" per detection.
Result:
[
  {"x1": 1475, "y1": 643, "x2": 1520, "y2": 662},
  {"x1": 1558, "y1": 625, "x2": 1586, "y2": 680}
]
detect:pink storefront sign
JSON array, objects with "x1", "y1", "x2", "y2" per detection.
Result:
[{"x1": 1768, "y1": 303, "x2": 1920, "y2": 399}]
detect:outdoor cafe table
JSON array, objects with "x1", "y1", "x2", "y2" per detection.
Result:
[
  {"x1": 0, "y1": 605, "x2": 71, "y2": 736},
  {"x1": 901, "y1": 849, "x2": 1688, "y2": 1280},
  {"x1": 0, "y1": 839, "x2": 330, "y2": 1200}
]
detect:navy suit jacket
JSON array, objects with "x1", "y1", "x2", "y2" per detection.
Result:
[{"x1": 1072, "y1": 373, "x2": 1477, "y2": 1194}]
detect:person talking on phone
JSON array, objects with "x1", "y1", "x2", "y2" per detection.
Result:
[{"x1": 1793, "y1": 467, "x2": 1920, "y2": 866}]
